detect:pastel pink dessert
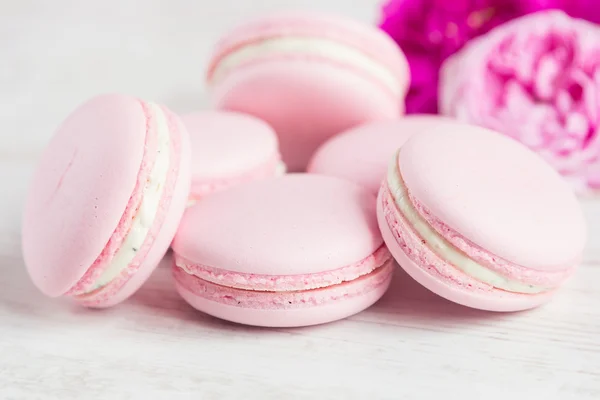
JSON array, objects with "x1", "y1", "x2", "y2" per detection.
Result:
[
  {"x1": 207, "y1": 11, "x2": 410, "y2": 171},
  {"x1": 181, "y1": 111, "x2": 284, "y2": 203},
  {"x1": 439, "y1": 10, "x2": 600, "y2": 193},
  {"x1": 377, "y1": 124, "x2": 586, "y2": 311},
  {"x1": 307, "y1": 116, "x2": 454, "y2": 194},
  {"x1": 22, "y1": 94, "x2": 191, "y2": 308},
  {"x1": 172, "y1": 175, "x2": 393, "y2": 327}
]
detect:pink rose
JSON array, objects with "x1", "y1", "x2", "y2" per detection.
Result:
[
  {"x1": 379, "y1": 0, "x2": 600, "y2": 115},
  {"x1": 440, "y1": 11, "x2": 600, "y2": 193}
]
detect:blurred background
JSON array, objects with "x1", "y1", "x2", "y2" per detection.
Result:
[{"x1": 2, "y1": 0, "x2": 380, "y2": 157}]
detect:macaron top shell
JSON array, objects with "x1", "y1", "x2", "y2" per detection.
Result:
[
  {"x1": 208, "y1": 11, "x2": 410, "y2": 94},
  {"x1": 22, "y1": 94, "x2": 147, "y2": 296},
  {"x1": 182, "y1": 111, "x2": 279, "y2": 180},
  {"x1": 172, "y1": 174, "x2": 382, "y2": 275},
  {"x1": 308, "y1": 116, "x2": 453, "y2": 193},
  {"x1": 398, "y1": 125, "x2": 587, "y2": 271}
]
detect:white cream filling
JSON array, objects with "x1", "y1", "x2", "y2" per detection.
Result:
[
  {"x1": 210, "y1": 37, "x2": 401, "y2": 96},
  {"x1": 386, "y1": 154, "x2": 549, "y2": 294},
  {"x1": 87, "y1": 103, "x2": 171, "y2": 292},
  {"x1": 275, "y1": 161, "x2": 287, "y2": 176}
]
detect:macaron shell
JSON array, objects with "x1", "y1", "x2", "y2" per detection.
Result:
[
  {"x1": 22, "y1": 94, "x2": 146, "y2": 296},
  {"x1": 80, "y1": 109, "x2": 192, "y2": 307},
  {"x1": 399, "y1": 126, "x2": 586, "y2": 271},
  {"x1": 172, "y1": 174, "x2": 382, "y2": 277},
  {"x1": 182, "y1": 111, "x2": 279, "y2": 180},
  {"x1": 213, "y1": 60, "x2": 400, "y2": 171},
  {"x1": 377, "y1": 190, "x2": 556, "y2": 312},
  {"x1": 174, "y1": 273, "x2": 392, "y2": 327},
  {"x1": 308, "y1": 116, "x2": 454, "y2": 193}
]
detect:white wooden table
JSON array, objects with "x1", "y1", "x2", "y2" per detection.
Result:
[{"x1": 2, "y1": 1, "x2": 599, "y2": 399}]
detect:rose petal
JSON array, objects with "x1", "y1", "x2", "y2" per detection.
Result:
[
  {"x1": 380, "y1": 0, "x2": 600, "y2": 115},
  {"x1": 505, "y1": 80, "x2": 533, "y2": 115},
  {"x1": 535, "y1": 55, "x2": 560, "y2": 99},
  {"x1": 586, "y1": 162, "x2": 600, "y2": 188},
  {"x1": 565, "y1": 112, "x2": 589, "y2": 139},
  {"x1": 438, "y1": 10, "x2": 600, "y2": 192}
]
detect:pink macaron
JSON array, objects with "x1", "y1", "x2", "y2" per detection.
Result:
[
  {"x1": 22, "y1": 94, "x2": 191, "y2": 308},
  {"x1": 172, "y1": 174, "x2": 393, "y2": 327},
  {"x1": 181, "y1": 111, "x2": 284, "y2": 203},
  {"x1": 207, "y1": 11, "x2": 410, "y2": 172},
  {"x1": 307, "y1": 116, "x2": 454, "y2": 194},
  {"x1": 377, "y1": 124, "x2": 586, "y2": 312}
]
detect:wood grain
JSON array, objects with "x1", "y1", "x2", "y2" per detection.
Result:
[
  {"x1": 1, "y1": 160, "x2": 599, "y2": 400},
  {"x1": 2, "y1": 1, "x2": 600, "y2": 398}
]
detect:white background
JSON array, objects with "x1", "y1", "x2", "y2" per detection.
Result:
[
  {"x1": 1, "y1": 1, "x2": 599, "y2": 399},
  {"x1": 2, "y1": 0, "x2": 381, "y2": 157}
]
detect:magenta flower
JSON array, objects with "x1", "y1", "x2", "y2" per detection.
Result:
[
  {"x1": 439, "y1": 11, "x2": 600, "y2": 193},
  {"x1": 379, "y1": 0, "x2": 600, "y2": 114}
]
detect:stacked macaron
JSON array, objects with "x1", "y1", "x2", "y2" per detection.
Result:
[
  {"x1": 208, "y1": 11, "x2": 410, "y2": 171},
  {"x1": 22, "y1": 10, "x2": 586, "y2": 327}
]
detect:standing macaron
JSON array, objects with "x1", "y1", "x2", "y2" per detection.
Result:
[
  {"x1": 181, "y1": 111, "x2": 284, "y2": 203},
  {"x1": 378, "y1": 125, "x2": 586, "y2": 311},
  {"x1": 307, "y1": 116, "x2": 453, "y2": 194},
  {"x1": 22, "y1": 94, "x2": 191, "y2": 307},
  {"x1": 172, "y1": 175, "x2": 394, "y2": 327},
  {"x1": 207, "y1": 11, "x2": 409, "y2": 171}
]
